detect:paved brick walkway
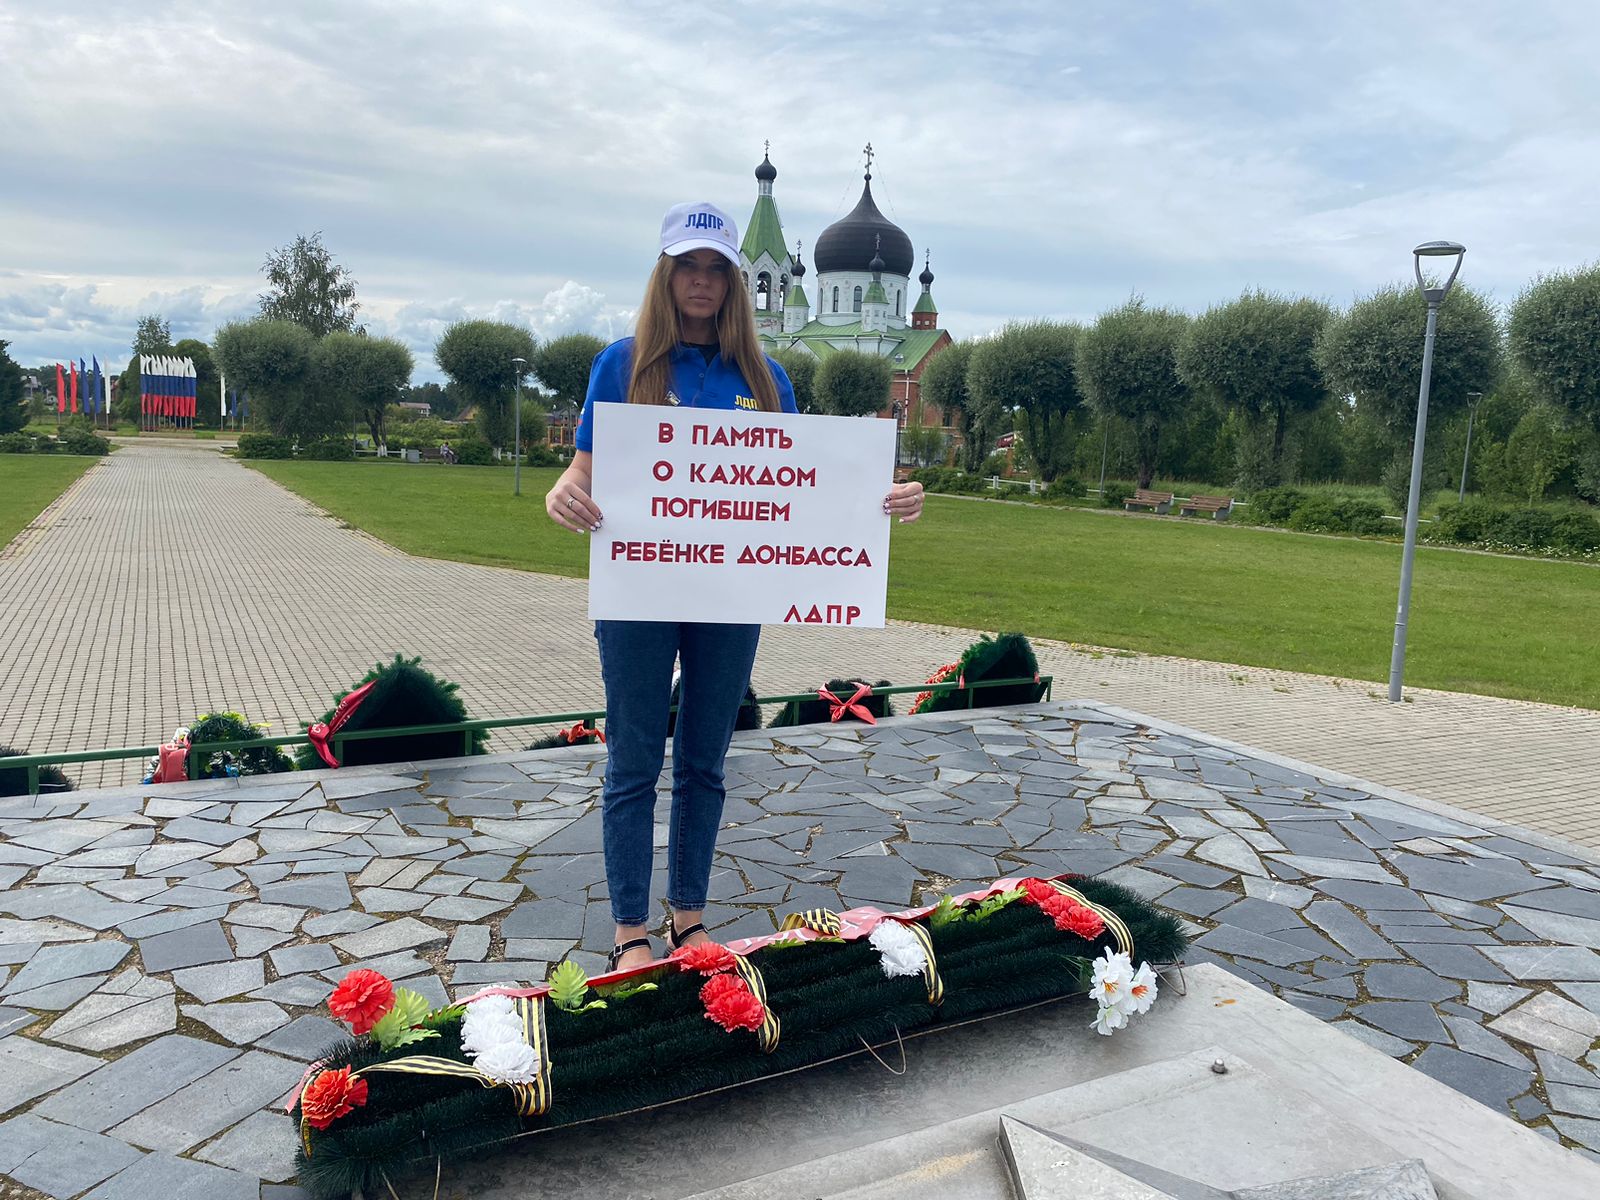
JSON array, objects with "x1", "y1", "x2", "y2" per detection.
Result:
[{"x1": 1, "y1": 441, "x2": 1596, "y2": 851}]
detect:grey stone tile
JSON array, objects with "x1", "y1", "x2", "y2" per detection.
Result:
[
  {"x1": 1483, "y1": 945, "x2": 1600, "y2": 982},
  {"x1": 1214, "y1": 897, "x2": 1303, "y2": 935},
  {"x1": 1142, "y1": 856, "x2": 1232, "y2": 887},
  {"x1": 1466, "y1": 981, "x2": 1531, "y2": 1015},
  {"x1": 501, "y1": 899, "x2": 585, "y2": 940},
  {"x1": 1535, "y1": 1048, "x2": 1600, "y2": 1088},
  {"x1": 1548, "y1": 1082, "x2": 1600, "y2": 1119},
  {"x1": 35, "y1": 1034, "x2": 238, "y2": 1132},
  {"x1": 1241, "y1": 878, "x2": 1313, "y2": 908},
  {"x1": 1411, "y1": 1044, "x2": 1532, "y2": 1111},
  {"x1": 1551, "y1": 1115, "x2": 1600, "y2": 1152},
  {"x1": 452, "y1": 961, "x2": 548, "y2": 986},
  {"x1": 1501, "y1": 903, "x2": 1600, "y2": 950},
  {"x1": 1403, "y1": 942, "x2": 1514, "y2": 983},
  {"x1": 111, "y1": 1049, "x2": 302, "y2": 1152},
  {"x1": 45, "y1": 977, "x2": 176, "y2": 1050},
  {"x1": 1, "y1": 940, "x2": 131, "y2": 995},
  {"x1": 332, "y1": 916, "x2": 447, "y2": 958},
  {"x1": 193, "y1": 1108, "x2": 298, "y2": 1181},
  {"x1": 1324, "y1": 1017, "x2": 1414, "y2": 1056},
  {"x1": 1302, "y1": 901, "x2": 1398, "y2": 960},
  {"x1": 1387, "y1": 852, "x2": 1551, "y2": 902},
  {"x1": 302, "y1": 910, "x2": 379, "y2": 936},
  {"x1": 251, "y1": 975, "x2": 333, "y2": 1008},
  {"x1": 232, "y1": 927, "x2": 294, "y2": 957},
  {"x1": 181, "y1": 1001, "x2": 291, "y2": 1044},
  {"x1": 257, "y1": 874, "x2": 353, "y2": 910},
  {"x1": 0, "y1": 1036, "x2": 102, "y2": 1113},
  {"x1": 447, "y1": 925, "x2": 491, "y2": 962},
  {"x1": 7, "y1": 974, "x2": 107, "y2": 1010},
  {"x1": 254, "y1": 1014, "x2": 349, "y2": 1060},
  {"x1": 422, "y1": 895, "x2": 512, "y2": 921},
  {"x1": 138, "y1": 919, "x2": 234, "y2": 972},
  {"x1": 1489, "y1": 1005, "x2": 1596, "y2": 1058},
  {"x1": 1363, "y1": 964, "x2": 1459, "y2": 1002},
  {"x1": 160, "y1": 817, "x2": 256, "y2": 846},
  {"x1": 1353, "y1": 1001, "x2": 1448, "y2": 1044},
  {"x1": 82, "y1": 1148, "x2": 258, "y2": 1199},
  {"x1": 1263, "y1": 855, "x2": 1396, "y2": 883},
  {"x1": 268, "y1": 943, "x2": 340, "y2": 975},
  {"x1": 171, "y1": 958, "x2": 265, "y2": 1003},
  {"x1": 118, "y1": 904, "x2": 233, "y2": 939},
  {"x1": 1158, "y1": 886, "x2": 1235, "y2": 919},
  {"x1": 1315, "y1": 879, "x2": 1430, "y2": 911},
  {"x1": 1441, "y1": 1014, "x2": 1534, "y2": 1070},
  {"x1": 0, "y1": 1113, "x2": 143, "y2": 1197},
  {"x1": 1194, "y1": 926, "x2": 1321, "y2": 967}
]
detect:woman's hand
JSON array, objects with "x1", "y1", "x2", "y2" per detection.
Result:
[
  {"x1": 547, "y1": 456, "x2": 602, "y2": 533},
  {"x1": 883, "y1": 480, "x2": 925, "y2": 524}
]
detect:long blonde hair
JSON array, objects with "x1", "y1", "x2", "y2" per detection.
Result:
[{"x1": 626, "y1": 254, "x2": 783, "y2": 412}]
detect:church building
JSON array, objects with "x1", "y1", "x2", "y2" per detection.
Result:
[{"x1": 740, "y1": 145, "x2": 954, "y2": 435}]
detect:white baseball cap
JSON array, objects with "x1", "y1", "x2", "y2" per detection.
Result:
[{"x1": 659, "y1": 201, "x2": 740, "y2": 267}]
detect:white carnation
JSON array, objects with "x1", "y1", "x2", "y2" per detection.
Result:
[
  {"x1": 468, "y1": 993, "x2": 516, "y2": 1018},
  {"x1": 474, "y1": 1039, "x2": 542, "y2": 1084},
  {"x1": 869, "y1": 920, "x2": 927, "y2": 979},
  {"x1": 461, "y1": 1011, "x2": 523, "y2": 1057}
]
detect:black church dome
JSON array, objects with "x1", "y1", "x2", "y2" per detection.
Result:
[
  {"x1": 813, "y1": 176, "x2": 914, "y2": 276},
  {"x1": 754, "y1": 153, "x2": 777, "y2": 182}
]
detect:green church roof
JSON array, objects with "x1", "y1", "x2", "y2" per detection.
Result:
[
  {"x1": 740, "y1": 195, "x2": 790, "y2": 269},
  {"x1": 912, "y1": 290, "x2": 938, "y2": 314},
  {"x1": 863, "y1": 280, "x2": 887, "y2": 305},
  {"x1": 786, "y1": 285, "x2": 809, "y2": 308},
  {"x1": 760, "y1": 321, "x2": 950, "y2": 373}
]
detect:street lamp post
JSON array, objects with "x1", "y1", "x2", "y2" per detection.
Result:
[
  {"x1": 1388, "y1": 240, "x2": 1466, "y2": 703},
  {"x1": 510, "y1": 357, "x2": 527, "y2": 497},
  {"x1": 1458, "y1": 391, "x2": 1483, "y2": 503}
]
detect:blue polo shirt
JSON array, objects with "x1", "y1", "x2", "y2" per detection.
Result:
[{"x1": 574, "y1": 338, "x2": 798, "y2": 453}]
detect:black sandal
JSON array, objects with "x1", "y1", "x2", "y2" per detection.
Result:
[
  {"x1": 607, "y1": 937, "x2": 652, "y2": 971},
  {"x1": 667, "y1": 920, "x2": 707, "y2": 950}
]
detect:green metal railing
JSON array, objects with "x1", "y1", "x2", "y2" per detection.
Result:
[{"x1": 0, "y1": 675, "x2": 1052, "y2": 797}]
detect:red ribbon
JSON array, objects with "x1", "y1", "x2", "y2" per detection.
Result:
[
  {"x1": 818, "y1": 682, "x2": 876, "y2": 725},
  {"x1": 561, "y1": 722, "x2": 604, "y2": 744},
  {"x1": 307, "y1": 680, "x2": 377, "y2": 769}
]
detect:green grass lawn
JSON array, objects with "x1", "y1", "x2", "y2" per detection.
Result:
[
  {"x1": 250, "y1": 459, "x2": 1600, "y2": 709},
  {"x1": 0, "y1": 456, "x2": 96, "y2": 547}
]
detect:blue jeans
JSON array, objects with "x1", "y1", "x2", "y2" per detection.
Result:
[{"x1": 595, "y1": 620, "x2": 762, "y2": 926}]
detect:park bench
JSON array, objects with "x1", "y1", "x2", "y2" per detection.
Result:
[
  {"x1": 1178, "y1": 494, "x2": 1234, "y2": 520},
  {"x1": 411, "y1": 447, "x2": 456, "y2": 464},
  {"x1": 1123, "y1": 489, "x2": 1174, "y2": 514}
]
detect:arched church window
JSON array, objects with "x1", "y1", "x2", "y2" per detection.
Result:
[
  {"x1": 756, "y1": 272, "x2": 771, "y2": 311},
  {"x1": 780, "y1": 275, "x2": 788, "y2": 304},
  {"x1": 832, "y1": 287, "x2": 839, "y2": 313},
  {"x1": 853, "y1": 286, "x2": 862, "y2": 313},
  {"x1": 896, "y1": 289, "x2": 902, "y2": 316}
]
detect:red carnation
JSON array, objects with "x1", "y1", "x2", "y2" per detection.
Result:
[
  {"x1": 1020, "y1": 878, "x2": 1057, "y2": 907},
  {"x1": 328, "y1": 969, "x2": 395, "y2": 1035},
  {"x1": 703, "y1": 983, "x2": 766, "y2": 1033},
  {"x1": 300, "y1": 1066, "x2": 369, "y2": 1130},
  {"x1": 1052, "y1": 901, "x2": 1106, "y2": 940},
  {"x1": 700, "y1": 972, "x2": 748, "y2": 1005},
  {"x1": 673, "y1": 941, "x2": 737, "y2": 975}
]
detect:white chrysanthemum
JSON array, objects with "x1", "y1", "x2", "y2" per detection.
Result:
[
  {"x1": 1090, "y1": 949, "x2": 1135, "y2": 1011},
  {"x1": 474, "y1": 1039, "x2": 542, "y2": 1084},
  {"x1": 1126, "y1": 961, "x2": 1158, "y2": 1014},
  {"x1": 1091, "y1": 1003, "x2": 1128, "y2": 1036},
  {"x1": 869, "y1": 920, "x2": 927, "y2": 979},
  {"x1": 468, "y1": 993, "x2": 516, "y2": 1018},
  {"x1": 461, "y1": 1011, "x2": 523, "y2": 1057}
]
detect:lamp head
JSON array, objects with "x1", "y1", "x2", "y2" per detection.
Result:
[{"x1": 1413, "y1": 240, "x2": 1466, "y2": 305}]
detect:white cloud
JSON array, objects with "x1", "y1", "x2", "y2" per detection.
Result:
[{"x1": 3, "y1": 0, "x2": 1598, "y2": 372}]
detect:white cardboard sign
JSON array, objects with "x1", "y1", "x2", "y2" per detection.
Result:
[{"x1": 587, "y1": 404, "x2": 895, "y2": 627}]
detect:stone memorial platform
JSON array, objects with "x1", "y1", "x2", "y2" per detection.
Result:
[{"x1": 0, "y1": 701, "x2": 1597, "y2": 1198}]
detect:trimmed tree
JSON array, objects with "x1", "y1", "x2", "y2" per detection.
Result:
[
  {"x1": 1509, "y1": 264, "x2": 1600, "y2": 428},
  {"x1": 533, "y1": 334, "x2": 606, "y2": 411},
  {"x1": 213, "y1": 319, "x2": 330, "y2": 442},
  {"x1": 770, "y1": 348, "x2": 816, "y2": 414},
  {"x1": 1075, "y1": 300, "x2": 1191, "y2": 489},
  {"x1": 1176, "y1": 292, "x2": 1333, "y2": 489},
  {"x1": 919, "y1": 340, "x2": 981, "y2": 470},
  {"x1": 312, "y1": 332, "x2": 414, "y2": 447},
  {"x1": 435, "y1": 320, "x2": 538, "y2": 449},
  {"x1": 1316, "y1": 282, "x2": 1502, "y2": 509},
  {"x1": 967, "y1": 322, "x2": 1082, "y2": 483},
  {"x1": 0, "y1": 341, "x2": 26, "y2": 435},
  {"x1": 814, "y1": 350, "x2": 892, "y2": 418}
]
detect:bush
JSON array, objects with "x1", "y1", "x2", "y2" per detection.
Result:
[
  {"x1": 58, "y1": 428, "x2": 110, "y2": 456},
  {"x1": 1043, "y1": 476, "x2": 1087, "y2": 501},
  {"x1": 979, "y1": 452, "x2": 1010, "y2": 477},
  {"x1": 453, "y1": 436, "x2": 493, "y2": 465},
  {"x1": 1100, "y1": 482, "x2": 1134, "y2": 508},
  {"x1": 299, "y1": 438, "x2": 355, "y2": 461},
  {"x1": 524, "y1": 444, "x2": 566, "y2": 468},
  {"x1": 1247, "y1": 487, "x2": 1306, "y2": 525},
  {"x1": 32, "y1": 436, "x2": 58, "y2": 454},
  {"x1": 237, "y1": 433, "x2": 294, "y2": 459},
  {"x1": 187, "y1": 711, "x2": 296, "y2": 777},
  {"x1": 0, "y1": 744, "x2": 72, "y2": 796},
  {"x1": 0, "y1": 432, "x2": 32, "y2": 454},
  {"x1": 1497, "y1": 507, "x2": 1557, "y2": 550},
  {"x1": 1551, "y1": 510, "x2": 1600, "y2": 553}
]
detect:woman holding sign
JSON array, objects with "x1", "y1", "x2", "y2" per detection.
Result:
[{"x1": 546, "y1": 200, "x2": 925, "y2": 971}]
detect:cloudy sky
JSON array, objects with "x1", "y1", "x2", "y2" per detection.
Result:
[{"x1": 3, "y1": 1, "x2": 1596, "y2": 380}]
